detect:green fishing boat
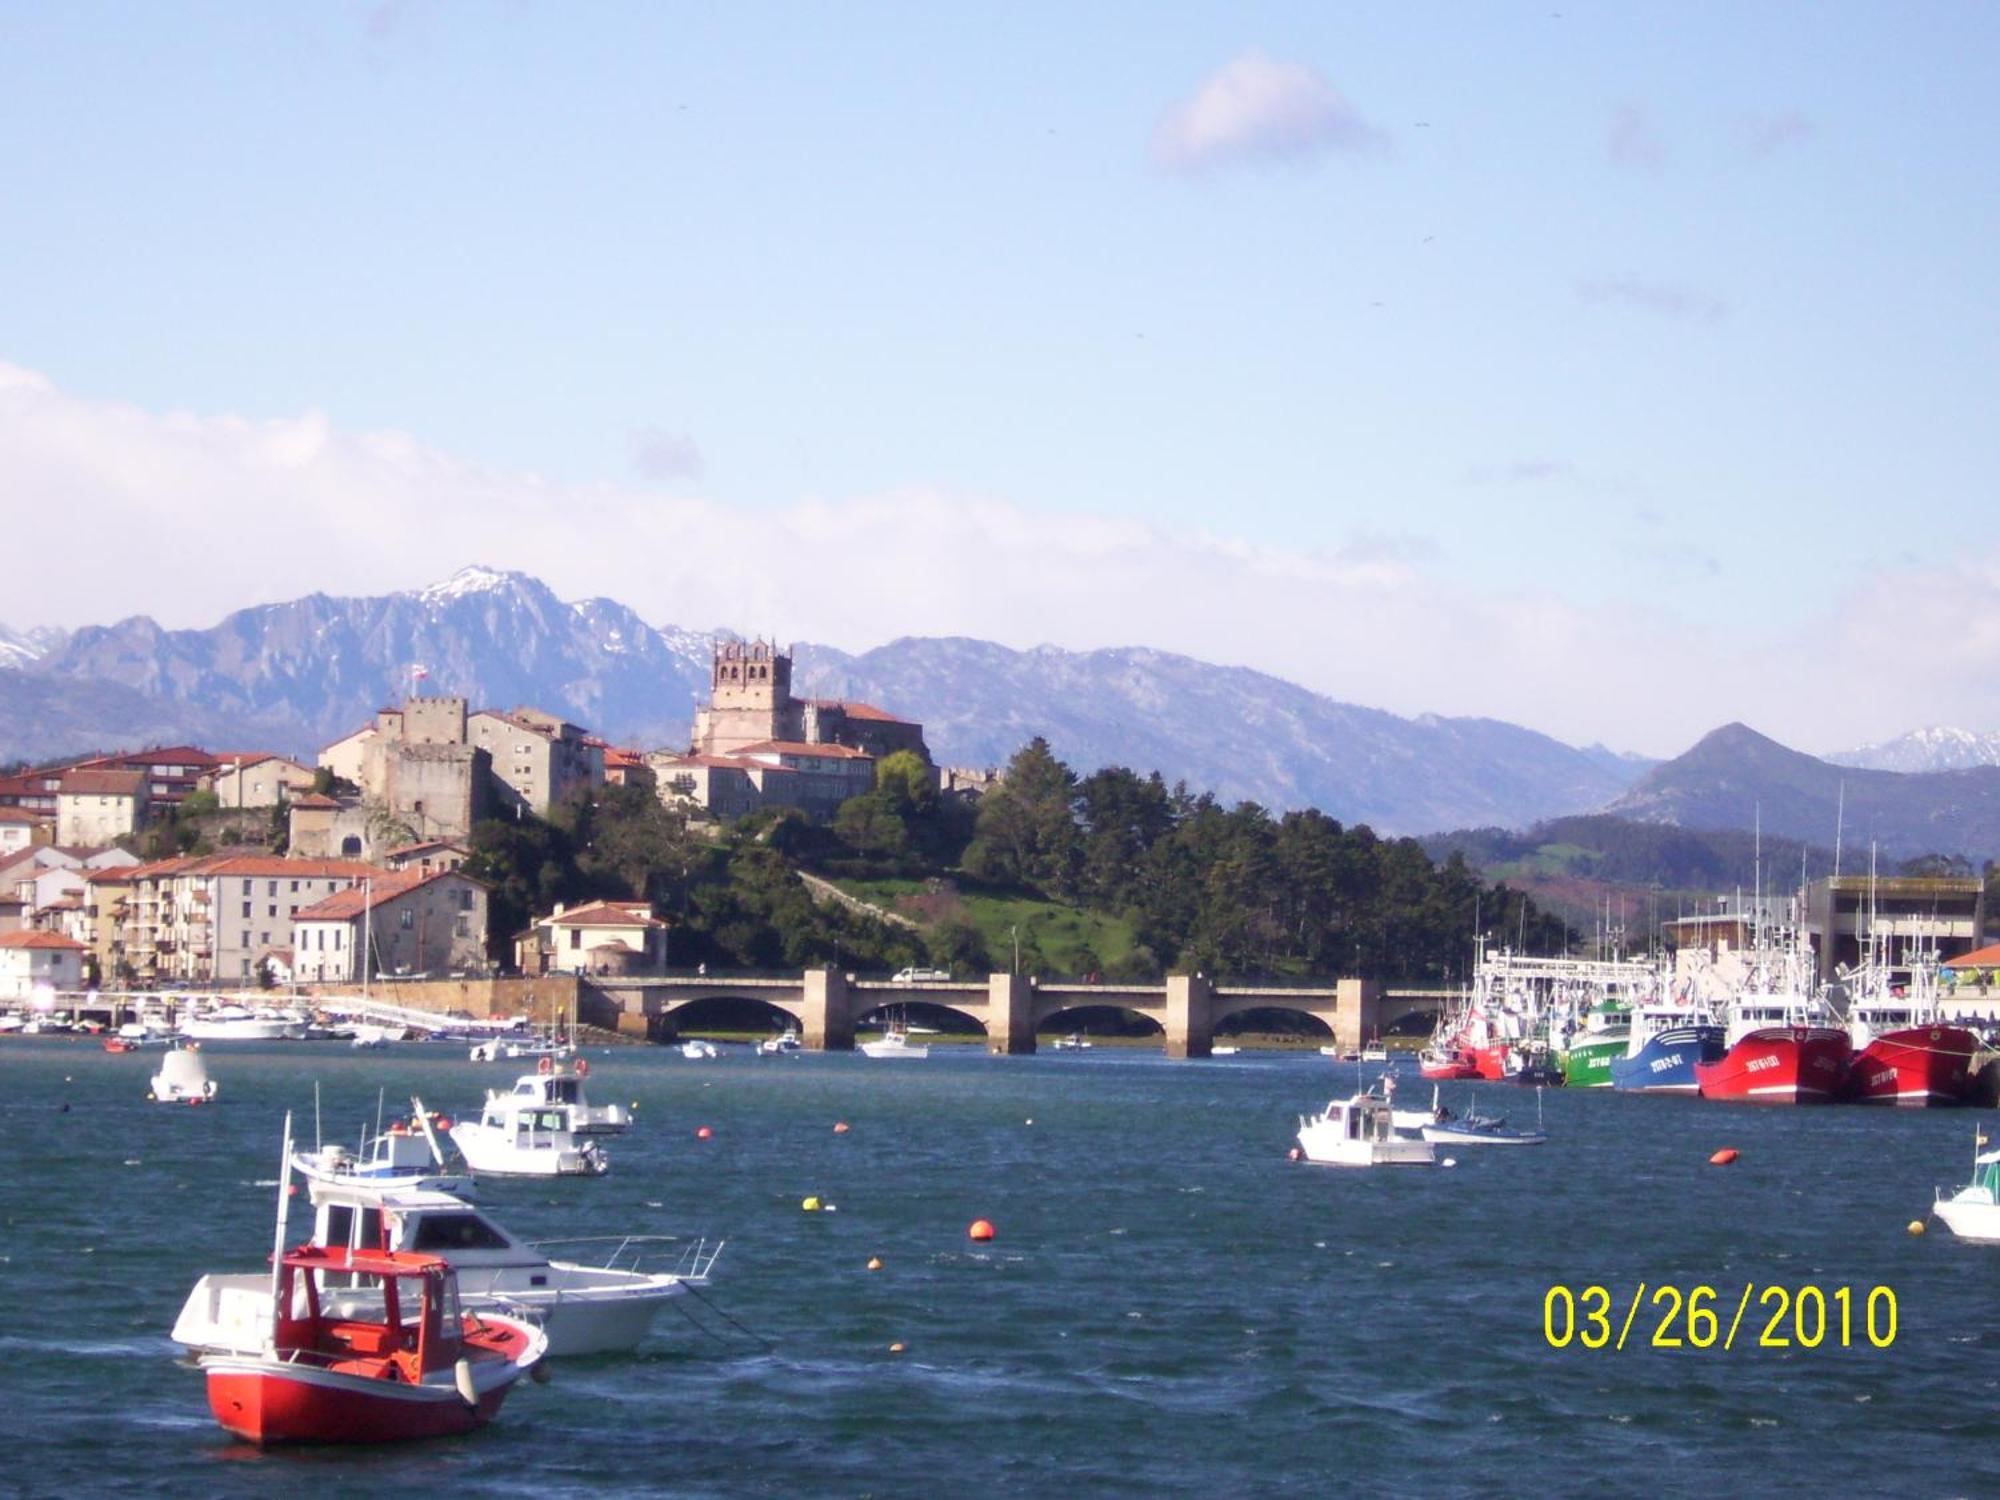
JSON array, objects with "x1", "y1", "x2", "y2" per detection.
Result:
[{"x1": 1558, "y1": 1002, "x2": 1629, "y2": 1088}]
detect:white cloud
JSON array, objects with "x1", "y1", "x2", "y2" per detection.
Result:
[
  {"x1": 1152, "y1": 52, "x2": 1385, "y2": 173},
  {"x1": 1, "y1": 358, "x2": 1992, "y2": 759},
  {"x1": 1607, "y1": 103, "x2": 1665, "y2": 172},
  {"x1": 1574, "y1": 275, "x2": 1728, "y2": 323}
]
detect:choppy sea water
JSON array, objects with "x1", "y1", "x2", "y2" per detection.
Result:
[{"x1": 3, "y1": 1039, "x2": 1998, "y2": 1498}]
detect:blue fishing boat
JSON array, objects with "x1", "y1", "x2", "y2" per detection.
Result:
[{"x1": 1609, "y1": 1007, "x2": 1725, "y2": 1094}]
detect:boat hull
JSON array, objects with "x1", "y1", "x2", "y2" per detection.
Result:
[
  {"x1": 1465, "y1": 1043, "x2": 1510, "y2": 1082},
  {"x1": 1695, "y1": 1027, "x2": 1852, "y2": 1104},
  {"x1": 1609, "y1": 1025, "x2": 1726, "y2": 1094},
  {"x1": 1934, "y1": 1191, "x2": 2000, "y2": 1242},
  {"x1": 202, "y1": 1356, "x2": 517, "y2": 1445},
  {"x1": 1843, "y1": 1026, "x2": 1978, "y2": 1106},
  {"x1": 1418, "y1": 1051, "x2": 1480, "y2": 1081},
  {"x1": 1561, "y1": 1035, "x2": 1626, "y2": 1089}
]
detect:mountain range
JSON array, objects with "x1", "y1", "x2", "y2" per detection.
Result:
[
  {"x1": 0, "y1": 566, "x2": 1647, "y2": 834},
  {"x1": 2, "y1": 568, "x2": 1994, "y2": 853},
  {"x1": 1605, "y1": 723, "x2": 2000, "y2": 859}
]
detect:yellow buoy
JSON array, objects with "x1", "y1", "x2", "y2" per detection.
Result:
[
  {"x1": 1908, "y1": 1220, "x2": 1926, "y2": 1235},
  {"x1": 802, "y1": 1195, "x2": 822, "y2": 1212},
  {"x1": 867, "y1": 1256, "x2": 883, "y2": 1271}
]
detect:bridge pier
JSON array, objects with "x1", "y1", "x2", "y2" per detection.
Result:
[
  {"x1": 1165, "y1": 973, "x2": 1214, "y2": 1059},
  {"x1": 986, "y1": 973, "x2": 1036, "y2": 1054},
  {"x1": 800, "y1": 968, "x2": 854, "y2": 1052},
  {"x1": 1337, "y1": 978, "x2": 1381, "y2": 1052}
]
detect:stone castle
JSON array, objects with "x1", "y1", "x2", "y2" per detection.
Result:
[{"x1": 691, "y1": 640, "x2": 929, "y2": 762}]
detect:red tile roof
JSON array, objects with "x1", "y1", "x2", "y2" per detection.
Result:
[
  {"x1": 289, "y1": 793, "x2": 342, "y2": 810},
  {"x1": 58, "y1": 768, "x2": 148, "y2": 797},
  {"x1": 809, "y1": 699, "x2": 914, "y2": 724},
  {"x1": 384, "y1": 839, "x2": 469, "y2": 858},
  {"x1": 0, "y1": 930, "x2": 87, "y2": 951},
  {"x1": 541, "y1": 900, "x2": 664, "y2": 930},
  {"x1": 199, "y1": 856, "x2": 380, "y2": 879},
  {"x1": 655, "y1": 753, "x2": 778, "y2": 772},
  {"x1": 0, "y1": 807, "x2": 43, "y2": 823}
]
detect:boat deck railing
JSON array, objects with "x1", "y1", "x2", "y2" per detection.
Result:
[{"x1": 528, "y1": 1234, "x2": 725, "y2": 1282}]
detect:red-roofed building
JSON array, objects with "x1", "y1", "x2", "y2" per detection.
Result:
[
  {"x1": 292, "y1": 869, "x2": 489, "y2": 983},
  {"x1": 0, "y1": 805, "x2": 43, "y2": 857},
  {"x1": 382, "y1": 839, "x2": 471, "y2": 877},
  {"x1": 202, "y1": 753, "x2": 315, "y2": 809},
  {"x1": 0, "y1": 928, "x2": 87, "y2": 998},
  {"x1": 517, "y1": 899, "x2": 666, "y2": 977}
]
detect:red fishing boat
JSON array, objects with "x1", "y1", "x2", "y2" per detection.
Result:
[
  {"x1": 198, "y1": 1244, "x2": 546, "y2": 1444},
  {"x1": 1840, "y1": 944, "x2": 1976, "y2": 1106},
  {"x1": 184, "y1": 1117, "x2": 546, "y2": 1445},
  {"x1": 1694, "y1": 1024, "x2": 1852, "y2": 1103},
  {"x1": 1418, "y1": 1045, "x2": 1481, "y2": 1081}
]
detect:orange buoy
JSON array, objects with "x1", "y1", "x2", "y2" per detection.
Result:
[
  {"x1": 833, "y1": 1121, "x2": 850, "y2": 1134},
  {"x1": 968, "y1": 1219, "x2": 996, "y2": 1242},
  {"x1": 696, "y1": 1125, "x2": 714, "y2": 1140},
  {"x1": 867, "y1": 1256, "x2": 884, "y2": 1271},
  {"x1": 1709, "y1": 1148, "x2": 1739, "y2": 1166},
  {"x1": 889, "y1": 1342, "x2": 906, "y2": 1354}
]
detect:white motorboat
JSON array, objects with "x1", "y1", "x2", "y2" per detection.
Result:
[
  {"x1": 1386, "y1": 1078, "x2": 1443, "y2": 1132},
  {"x1": 1211, "y1": 1044, "x2": 1241, "y2": 1057},
  {"x1": 150, "y1": 1042, "x2": 217, "y2": 1103},
  {"x1": 489, "y1": 1059, "x2": 628, "y2": 1135},
  {"x1": 175, "y1": 1179, "x2": 721, "y2": 1359},
  {"x1": 1361, "y1": 1043, "x2": 1389, "y2": 1063},
  {"x1": 349, "y1": 1022, "x2": 408, "y2": 1048},
  {"x1": 1051, "y1": 1033, "x2": 1093, "y2": 1051},
  {"x1": 181, "y1": 1004, "x2": 299, "y2": 1042},
  {"x1": 1933, "y1": 1133, "x2": 2000, "y2": 1242},
  {"x1": 859, "y1": 1025, "x2": 929, "y2": 1059},
  {"x1": 450, "y1": 1094, "x2": 609, "y2": 1177},
  {"x1": 292, "y1": 1100, "x2": 476, "y2": 1196},
  {"x1": 758, "y1": 1029, "x2": 802, "y2": 1055},
  {"x1": 469, "y1": 1029, "x2": 574, "y2": 1064},
  {"x1": 680, "y1": 1039, "x2": 720, "y2": 1060},
  {"x1": 1295, "y1": 1089, "x2": 1435, "y2": 1167}
]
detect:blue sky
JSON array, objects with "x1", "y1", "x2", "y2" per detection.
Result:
[{"x1": 2, "y1": 3, "x2": 1997, "y2": 755}]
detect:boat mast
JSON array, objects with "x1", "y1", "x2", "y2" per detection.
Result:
[{"x1": 269, "y1": 1111, "x2": 294, "y2": 1344}]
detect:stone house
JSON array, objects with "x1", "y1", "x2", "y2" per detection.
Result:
[
  {"x1": 202, "y1": 754, "x2": 315, "y2": 809},
  {"x1": 56, "y1": 768, "x2": 151, "y2": 846},
  {"x1": 469, "y1": 708, "x2": 602, "y2": 816},
  {"x1": 291, "y1": 869, "x2": 489, "y2": 983},
  {"x1": 383, "y1": 839, "x2": 471, "y2": 876}
]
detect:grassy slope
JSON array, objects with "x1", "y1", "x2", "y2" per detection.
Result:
[{"x1": 830, "y1": 876, "x2": 1137, "y2": 976}]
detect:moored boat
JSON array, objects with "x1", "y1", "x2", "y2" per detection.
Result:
[
  {"x1": 1695, "y1": 1015, "x2": 1851, "y2": 1104},
  {"x1": 150, "y1": 1042, "x2": 217, "y2": 1103},
  {"x1": 489, "y1": 1057, "x2": 628, "y2": 1134},
  {"x1": 1295, "y1": 1088, "x2": 1435, "y2": 1167},
  {"x1": 1840, "y1": 942, "x2": 1976, "y2": 1106},
  {"x1": 291, "y1": 1100, "x2": 474, "y2": 1195},
  {"x1": 1609, "y1": 1006, "x2": 1726, "y2": 1095},
  {"x1": 1933, "y1": 1133, "x2": 2000, "y2": 1242},
  {"x1": 1418, "y1": 1045, "x2": 1480, "y2": 1081},
  {"x1": 450, "y1": 1095, "x2": 609, "y2": 1176}
]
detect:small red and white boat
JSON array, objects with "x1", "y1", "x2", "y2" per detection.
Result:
[
  {"x1": 183, "y1": 1118, "x2": 545, "y2": 1445},
  {"x1": 1417, "y1": 1045, "x2": 1481, "y2": 1081}
]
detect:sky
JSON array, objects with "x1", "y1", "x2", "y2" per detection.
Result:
[{"x1": 1, "y1": 2, "x2": 1996, "y2": 758}]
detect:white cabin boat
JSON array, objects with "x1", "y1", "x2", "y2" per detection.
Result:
[
  {"x1": 292, "y1": 1104, "x2": 475, "y2": 1196},
  {"x1": 150, "y1": 1043, "x2": 217, "y2": 1103},
  {"x1": 181, "y1": 1004, "x2": 299, "y2": 1042},
  {"x1": 1934, "y1": 1137, "x2": 2000, "y2": 1243},
  {"x1": 758, "y1": 1029, "x2": 802, "y2": 1055},
  {"x1": 175, "y1": 1180, "x2": 720, "y2": 1358},
  {"x1": 680, "y1": 1039, "x2": 719, "y2": 1060},
  {"x1": 1361, "y1": 1043, "x2": 1389, "y2": 1063},
  {"x1": 859, "y1": 1026, "x2": 929, "y2": 1059},
  {"x1": 1051, "y1": 1033, "x2": 1093, "y2": 1051},
  {"x1": 1296, "y1": 1090, "x2": 1435, "y2": 1167},
  {"x1": 489, "y1": 1060, "x2": 628, "y2": 1135},
  {"x1": 450, "y1": 1096, "x2": 608, "y2": 1177}
]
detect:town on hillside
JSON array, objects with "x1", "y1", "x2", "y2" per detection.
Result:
[{"x1": 0, "y1": 641, "x2": 955, "y2": 999}]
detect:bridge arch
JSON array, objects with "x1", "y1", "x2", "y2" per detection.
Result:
[
  {"x1": 1034, "y1": 1002, "x2": 1166, "y2": 1040},
  {"x1": 654, "y1": 992, "x2": 804, "y2": 1037},
  {"x1": 854, "y1": 998, "x2": 988, "y2": 1038}
]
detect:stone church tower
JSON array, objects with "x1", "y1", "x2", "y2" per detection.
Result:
[{"x1": 691, "y1": 639, "x2": 803, "y2": 756}]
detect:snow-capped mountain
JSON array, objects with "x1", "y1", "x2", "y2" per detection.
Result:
[
  {"x1": 0, "y1": 622, "x2": 66, "y2": 671},
  {"x1": 0, "y1": 566, "x2": 1653, "y2": 832},
  {"x1": 1828, "y1": 726, "x2": 2000, "y2": 774}
]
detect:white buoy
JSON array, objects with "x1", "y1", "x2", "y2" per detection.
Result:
[{"x1": 1441, "y1": 1157, "x2": 1458, "y2": 1169}]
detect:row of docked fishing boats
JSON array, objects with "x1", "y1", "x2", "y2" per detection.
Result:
[
  {"x1": 1418, "y1": 928, "x2": 1984, "y2": 1106},
  {"x1": 169, "y1": 1049, "x2": 722, "y2": 1446}
]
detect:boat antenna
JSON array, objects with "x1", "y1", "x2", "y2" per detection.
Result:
[
  {"x1": 1833, "y1": 779, "x2": 1845, "y2": 880},
  {"x1": 374, "y1": 1086, "x2": 385, "y2": 1143},
  {"x1": 313, "y1": 1080, "x2": 322, "y2": 1152},
  {"x1": 269, "y1": 1111, "x2": 295, "y2": 1343}
]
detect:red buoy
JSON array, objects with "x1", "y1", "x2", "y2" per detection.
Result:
[
  {"x1": 833, "y1": 1121, "x2": 850, "y2": 1134},
  {"x1": 1709, "y1": 1148, "x2": 1739, "y2": 1166},
  {"x1": 696, "y1": 1125, "x2": 714, "y2": 1141},
  {"x1": 968, "y1": 1219, "x2": 995, "y2": 1242}
]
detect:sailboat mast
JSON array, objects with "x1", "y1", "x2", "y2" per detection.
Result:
[{"x1": 269, "y1": 1111, "x2": 294, "y2": 1341}]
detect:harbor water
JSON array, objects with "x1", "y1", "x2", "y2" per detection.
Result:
[{"x1": 5, "y1": 1039, "x2": 1999, "y2": 1497}]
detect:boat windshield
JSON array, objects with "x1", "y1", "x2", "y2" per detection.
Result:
[{"x1": 411, "y1": 1212, "x2": 512, "y2": 1253}]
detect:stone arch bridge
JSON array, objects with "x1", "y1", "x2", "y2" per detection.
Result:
[{"x1": 589, "y1": 970, "x2": 1446, "y2": 1058}]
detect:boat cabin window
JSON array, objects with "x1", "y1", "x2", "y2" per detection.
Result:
[
  {"x1": 410, "y1": 1212, "x2": 511, "y2": 1253},
  {"x1": 547, "y1": 1078, "x2": 578, "y2": 1103},
  {"x1": 324, "y1": 1203, "x2": 354, "y2": 1248}
]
